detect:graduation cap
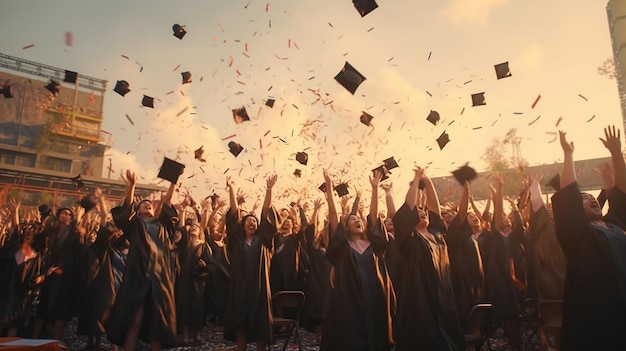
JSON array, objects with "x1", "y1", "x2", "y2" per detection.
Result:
[
  {"x1": 266, "y1": 98, "x2": 275, "y2": 108},
  {"x1": 319, "y1": 182, "x2": 328, "y2": 193},
  {"x1": 194, "y1": 146, "x2": 206, "y2": 162},
  {"x1": 296, "y1": 151, "x2": 308, "y2": 166},
  {"x1": 372, "y1": 164, "x2": 391, "y2": 181},
  {"x1": 181, "y1": 71, "x2": 192, "y2": 84},
  {"x1": 334, "y1": 183, "x2": 349, "y2": 197},
  {"x1": 436, "y1": 131, "x2": 450, "y2": 150},
  {"x1": 113, "y1": 80, "x2": 131, "y2": 96},
  {"x1": 335, "y1": 62, "x2": 366, "y2": 94},
  {"x1": 63, "y1": 70, "x2": 78, "y2": 84},
  {"x1": 157, "y1": 157, "x2": 185, "y2": 183},
  {"x1": 70, "y1": 174, "x2": 84, "y2": 190},
  {"x1": 293, "y1": 169, "x2": 302, "y2": 178},
  {"x1": 383, "y1": 156, "x2": 399, "y2": 170},
  {"x1": 0, "y1": 85, "x2": 13, "y2": 98},
  {"x1": 546, "y1": 173, "x2": 560, "y2": 191},
  {"x1": 353, "y1": 0, "x2": 378, "y2": 17},
  {"x1": 232, "y1": 106, "x2": 250, "y2": 124},
  {"x1": 45, "y1": 80, "x2": 60, "y2": 96},
  {"x1": 426, "y1": 110, "x2": 440, "y2": 126},
  {"x1": 471, "y1": 92, "x2": 486, "y2": 107},
  {"x1": 142, "y1": 95, "x2": 154, "y2": 108},
  {"x1": 228, "y1": 141, "x2": 244, "y2": 157},
  {"x1": 451, "y1": 164, "x2": 477, "y2": 185},
  {"x1": 494, "y1": 62, "x2": 512, "y2": 80},
  {"x1": 360, "y1": 112, "x2": 374, "y2": 126},
  {"x1": 172, "y1": 24, "x2": 186, "y2": 40}
]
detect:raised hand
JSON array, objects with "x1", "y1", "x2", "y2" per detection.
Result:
[
  {"x1": 600, "y1": 125, "x2": 622, "y2": 155},
  {"x1": 266, "y1": 174, "x2": 278, "y2": 189},
  {"x1": 323, "y1": 170, "x2": 332, "y2": 193},
  {"x1": 313, "y1": 198, "x2": 323, "y2": 210},
  {"x1": 370, "y1": 169, "x2": 383, "y2": 188},
  {"x1": 122, "y1": 169, "x2": 137, "y2": 188},
  {"x1": 559, "y1": 130, "x2": 574, "y2": 155},
  {"x1": 380, "y1": 182, "x2": 393, "y2": 193},
  {"x1": 413, "y1": 166, "x2": 425, "y2": 184}
]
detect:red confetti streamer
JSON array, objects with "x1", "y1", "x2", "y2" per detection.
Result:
[
  {"x1": 288, "y1": 39, "x2": 291, "y2": 48},
  {"x1": 531, "y1": 94, "x2": 541, "y2": 109},
  {"x1": 264, "y1": 130, "x2": 271, "y2": 136},
  {"x1": 266, "y1": 2, "x2": 270, "y2": 12},
  {"x1": 259, "y1": 139, "x2": 263, "y2": 149},
  {"x1": 245, "y1": 43, "x2": 248, "y2": 52},
  {"x1": 173, "y1": 64, "x2": 180, "y2": 72},
  {"x1": 22, "y1": 44, "x2": 34, "y2": 49},
  {"x1": 460, "y1": 108, "x2": 465, "y2": 115},
  {"x1": 221, "y1": 134, "x2": 237, "y2": 141},
  {"x1": 228, "y1": 56, "x2": 234, "y2": 67},
  {"x1": 555, "y1": 116, "x2": 563, "y2": 126},
  {"x1": 464, "y1": 80, "x2": 472, "y2": 84},
  {"x1": 65, "y1": 32, "x2": 73, "y2": 46}
]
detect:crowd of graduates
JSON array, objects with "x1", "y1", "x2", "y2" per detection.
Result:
[{"x1": 1, "y1": 125, "x2": 625, "y2": 351}]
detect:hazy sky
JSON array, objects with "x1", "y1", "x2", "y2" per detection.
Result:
[{"x1": 0, "y1": 0, "x2": 622, "y2": 204}]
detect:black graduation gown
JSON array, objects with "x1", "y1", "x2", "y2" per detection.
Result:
[
  {"x1": 106, "y1": 203, "x2": 178, "y2": 347},
  {"x1": 270, "y1": 231, "x2": 308, "y2": 294},
  {"x1": 223, "y1": 210, "x2": 275, "y2": 344},
  {"x1": 301, "y1": 224, "x2": 331, "y2": 331},
  {"x1": 77, "y1": 227, "x2": 125, "y2": 335},
  {"x1": 320, "y1": 216, "x2": 395, "y2": 351},
  {"x1": 552, "y1": 182, "x2": 626, "y2": 350},
  {"x1": 392, "y1": 204, "x2": 464, "y2": 351},
  {"x1": 446, "y1": 215, "x2": 485, "y2": 320},
  {"x1": 528, "y1": 206, "x2": 565, "y2": 300},
  {"x1": 205, "y1": 238, "x2": 230, "y2": 321},
  {"x1": 176, "y1": 241, "x2": 217, "y2": 331}
]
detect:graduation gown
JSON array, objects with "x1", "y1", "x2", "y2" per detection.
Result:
[
  {"x1": 392, "y1": 204, "x2": 464, "y2": 351},
  {"x1": 552, "y1": 182, "x2": 626, "y2": 350},
  {"x1": 529, "y1": 205, "x2": 566, "y2": 300},
  {"x1": 301, "y1": 224, "x2": 331, "y2": 331},
  {"x1": 223, "y1": 210, "x2": 275, "y2": 344},
  {"x1": 205, "y1": 238, "x2": 230, "y2": 321},
  {"x1": 106, "y1": 203, "x2": 178, "y2": 347},
  {"x1": 320, "y1": 216, "x2": 395, "y2": 351},
  {"x1": 176, "y1": 241, "x2": 217, "y2": 331}
]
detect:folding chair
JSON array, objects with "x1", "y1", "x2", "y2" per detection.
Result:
[
  {"x1": 537, "y1": 299, "x2": 563, "y2": 351},
  {"x1": 463, "y1": 303, "x2": 495, "y2": 351},
  {"x1": 268, "y1": 291, "x2": 306, "y2": 351}
]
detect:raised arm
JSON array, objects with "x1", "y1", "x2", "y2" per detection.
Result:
[
  {"x1": 323, "y1": 170, "x2": 339, "y2": 235},
  {"x1": 8, "y1": 198, "x2": 20, "y2": 229},
  {"x1": 96, "y1": 188, "x2": 108, "y2": 227},
  {"x1": 600, "y1": 125, "x2": 626, "y2": 193},
  {"x1": 529, "y1": 175, "x2": 546, "y2": 213},
  {"x1": 457, "y1": 181, "x2": 470, "y2": 224},
  {"x1": 381, "y1": 183, "x2": 396, "y2": 218},
  {"x1": 261, "y1": 174, "x2": 277, "y2": 220},
  {"x1": 493, "y1": 174, "x2": 505, "y2": 233},
  {"x1": 421, "y1": 170, "x2": 441, "y2": 216},
  {"x1": 370, "y1": 170, "x2": 382, "y2": 220},
  {"x1": 227, "y1": 176, "x2": 238, "y2": 216},
  {"x1": 405, "y1": 167, "x2": 424, "y2": 209},
  {"x1": 121, "y1": 169, "x2": 136, "y2": 207},
  {"x1": 558, "y1": 130, "x2": 576, "y2": 188}
]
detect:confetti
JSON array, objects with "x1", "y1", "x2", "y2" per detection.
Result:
[
  {"x1": 173, "y1": 64, "x2": 180, "y2": 71},
  {"x1": 266, "y1": 2, "x2": 270, "y2": 12},
  {"x1": 125, "y1": 114, "x2": 134, "y2": 125},
  {"x1": 228, "y1": 55, "x2": 234, "y2": 67},
  {"x1": 428, "y1": 51, "x2": 432, "y2": 60},
  {"x1": 586, "y1": 114, "x2": 596, "y2": 122},
  {"x1": 531, "y1": 94, "x2": 541, "y2": 109},
  {"x1": 578, "y1": 94, "x2": 588, "y2": 101},
  {"x1": 65, "y1": 32, "x2": 73, "y2": 46},
  {"x1": 22, "y1": 44, "x2": 34, "y2": 49},
  {"x1": 221, "y1": 134, "x2": 237, "y2": 141},
  {"x1": 555, "y1": 116, "x2": 563, "y2": 126},
  {"x1": 528, "y1": 115, "x2": 541, "y2": 126},
  {"x1": 121, "y1": 55, "x2": 129, "y2": 59},
  {"x1": 426, "y1": 91, "x2": 432, "y2": 97}
]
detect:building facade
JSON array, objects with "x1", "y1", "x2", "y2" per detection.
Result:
[{"x1": 608, "y1": 0, "x2": 626, "y2": 131}]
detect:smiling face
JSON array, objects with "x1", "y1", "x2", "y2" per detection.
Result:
[
  {"x1": 57, "y1": 209, "x2": 73, "y2": 226},
  {"x1": 416, "y1": 208, "x2": 430, "y2": 229},
  {"x1": 581, "y1": 192, "x2": 603, "y2": 220},
  {"x1": 384, "y1": 217, "x2": 394, "y2": 233},
  {"x1": 467, "y1": 211, "x2": 482, "y2": 230},
  {"x1": 137, "y1": 200, "x2": 154, "y2": 218},
  {"x1": 243, "y1": 215, "x2": 258, "y2": 236},
  {"x1": 280, "y1": 218, "x2": 294, "y2": 234},
  {"x1": 345, "y1": 214, "x2": 364, "y2": 235}
]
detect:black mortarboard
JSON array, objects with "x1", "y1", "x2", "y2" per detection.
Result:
[
  {"x1": 173, "y1": 24, "x2": 186, "y2": 40},
  {"x1": 70, "y1": 174, "x2": 84, "y2": 190},
  {"x1": 426, "y1": 110, "x2": 440, "y2": 126},
  {"x1": 142, "y1": 95, "x2": 154, "y2": 108},
  {"x1": 372, "y1": 165, "x2": 391, "y2": 181},
  {"x1": 494, "y1": 62, "x2": 512, "y2": 80},
  {"x1": 335, "y1": 62, "x2": 366, "y2": 95},
  {"x1": 0, "y1": 85, "x2": 13, "y2": 98},
  {"x1": 451, "y1": 165, "x2": 477, "y2": 185},
  {"x1": 360, "y1": 112, "x2": 374, "y2": 126},
  {"x1": 383, "y1": 156, "x2": 399, "y2": 170},
  {"x1": 471, "y1": 92, "x2": 486, "y2": 106},
  {"x1": 546, "y1": 173, "x2": 560, "y2": 191},
  {"x1": 64, "y1": 70, "x2": 78, "y2": 84},
  {"x1": 296, "y1": 152, "x2": 308, "y2": 166},
  {"x1": 319, "y1": 182, "x2": 327, "y2": 193},
  {"x1": 210, "y1": 193, "x2": 220, "y2": 204},
  {"x1": 157, "y1": 157, "x2": 185, "y2": 183},
  {"x1": 266, "y1": 98, "x2": 275, "y2": 108},
  {"x1": 45, "y1": 80, "x2": 60, "y2": 96},
  {"x1": 232, "y1": 106, "x2": 250, "y2": 124},
  {"x1": 228, "y1": 141, "x2": 244, "y2": 157},
  {"x1": 181, "y1": 71, "x2": 192, "y2": 84},
  {"x1": 353, "y1": 0, "x2": 378, "y2": 17},
  {"x1": 334, "y1": 183, "x2": 349, "y2": 197},
  {"x1": 436, "y1": 131, "x2": 450, "y2": 150},
  {"x1": 194, "y1": 146, "x2": 206, "y2": 162},
  {"x1": 114, "y1": 80, "x2": 131, "y2": 96},
  {"x1": 293, "y1": 169, "x2": 302, "y2": 178}
]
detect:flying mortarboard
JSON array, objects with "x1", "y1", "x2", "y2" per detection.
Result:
[
  {"x1": 371, "y1": 165, "x2": 391, "y2": 181},
  {"x1": 494, "y1": 62, "x2": 512, "y2": 80},
  {"x1": 142, "y1": 95, "x2": 154, "y2": 108},
  {"x1": 334, "y1": 183, "x2": 349, "y2": 197},
  {"x1": 426, "y1": 110, "x2": 440, "y2": 126},
  {"x1": 451, "y1": 164, "x2": 477, "y2": 185},
  {"x1": 70, "y1": 174, "x2": 84, "y2": 190},
  {"x1": 360, "y1": 112, "x2": 374, "y2": 126},
  {"x1": 181, "y1": 71, "x2": 192, "y2": 84},
  {"x1": 232, "y1": 106, "x2": 250, "y2": 124},
  {"x1": 228, "y1": 141, "x2": 244, "y2": 157},
  {"x1": 319, "y1": 182, "x2": 327, "y2": 193},
  {"x1": 353, "y1": 0, "x2": 379, "y2": 17},
  {"x1": 157, "y1": 157, "x2": 185, "y2": 183},
  {"x1": 383, "y1": 156, "x2": 399, "y2": 170},
  {"x1": 45, "y1": 80, "x2": 60, "y2": 96},
  {"x1": 114, "y1": 80, "x2": 131, "y2": 96},
  {"x1": 64, "y1": 70, "x2": 78, "y2": 84},
  {"x1": 0, "y1": 85, "x2": 13, "y2": 98},
  {"x1": 172, "y1": 24, "x2": 186, "y2": 40},
  {"x1": 471, "y1": 92, "x2": 486, "y2": 107},
  {"x1": 546, "y1": 173, "x2": 560, "y2": 191},
  {"x1": 266, "y1": 98, "x2": 275, "y2": 108},
  {"x1": 194, "y1": 146, "x2": 206, "y2": 162},
  {"x1": 295, "y1": 151, "x2": 308, "y2": 166},
  {"x1": 293, "y1": 169, "x2": 302, "y2": 178},
  {"x1": 335, "y1": 62, "x2": 366, "y2": 95},
  {"x1": 436, "y1": 131, "x2": 450, "y2": 150}
]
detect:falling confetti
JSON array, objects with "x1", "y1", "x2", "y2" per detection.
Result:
[{"x1": 531, "y1": 94, "x2": 541, "y2": 109}]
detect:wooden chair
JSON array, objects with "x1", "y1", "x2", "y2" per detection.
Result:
[
  {"x1": 268, "y1": 291, "x2": 306, "y2": 351},
  {"x1": 537, "y1": 299, "x2": 563, "y2": 351},
  {"x1": 463, "y1": 303, "x2": 495, "y2": 351}
]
